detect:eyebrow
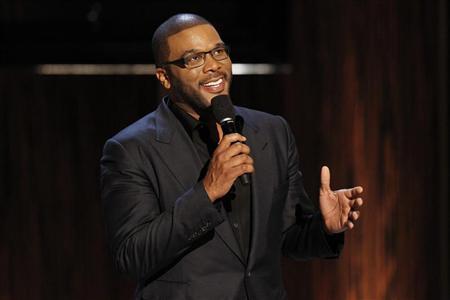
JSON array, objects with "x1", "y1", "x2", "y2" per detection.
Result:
[{"x1": 180, "y1": 42, "x2": 226, "y2": 57}]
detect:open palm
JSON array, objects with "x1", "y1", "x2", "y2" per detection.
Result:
[{"x1": 319, "y1": 166, "x2": 364, "y2": 234}]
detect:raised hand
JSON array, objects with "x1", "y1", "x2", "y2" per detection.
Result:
[
  {"x1": 319, "y1": 166, "x2": 364, "y2": 234},
  {"x1": 203, "y1": 133, "x2": 254, "y2": 202}
]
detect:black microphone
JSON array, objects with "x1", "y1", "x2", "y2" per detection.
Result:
[{"x1": 211, "y1": 95, "x2": 251, "y2": 185}]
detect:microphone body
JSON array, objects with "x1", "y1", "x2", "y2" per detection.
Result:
[
  {"x1": 219, "y1": 117, "x2": 237, "y2": 135},
  {"x1": 211, "y1": 96, "x2": 251, "y2": 185}
]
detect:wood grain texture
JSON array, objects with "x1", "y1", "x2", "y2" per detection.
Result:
[{"x1": 283, "y1": 1, "x2": 444, "y2": 299}]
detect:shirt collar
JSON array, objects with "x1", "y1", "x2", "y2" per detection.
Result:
[{"x1": 167, "y1": 98, "x2": 204, "y2": 137}]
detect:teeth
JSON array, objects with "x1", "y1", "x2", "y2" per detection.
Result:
[{"x1": 203, "y1": 78, "x2": 223, "y2": 87}]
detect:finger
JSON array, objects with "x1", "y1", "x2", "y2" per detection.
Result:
[
  {"x1": 351, "y1": 197, "x2": 363, "y2": 209},
  {"x1": 348, "y1": 211, "x2": 360, "y2": 222},
  {"x1": 226, "y1": 154, "x2": 253, "y2": 168},
  {"x1": 346, "y1": 220, "x2": 354, "y2": 230},
  {"x1": 227, "y1": 163, "x2": 254, "y2": 180},
  {"x1": 320, "y1": 166, "x2": 331, "y2": 191},
  {"x1": 344, "y1": 186, "x2": 364, "y2": 198},
  {"x1": 222, "y1": 142, "x2": 251, "y2": 159},
  {"x1": 238, "y1": 163, "x2": 254, "y2": 174},
  {"x1": 215, "y1": 133, "x2": 247, "y2": 153}
]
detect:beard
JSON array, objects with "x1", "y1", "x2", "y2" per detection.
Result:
[{"x1": 169, "y1": 71, "x2": 232, "y2": 115}]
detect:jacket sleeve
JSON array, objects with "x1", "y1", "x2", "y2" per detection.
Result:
[
  {"x1": 100, "y1": 138, "x2": 225, "y2": 282},
  {"x1": 277, "y1": 117, "x2": 344, "y2": 260}
]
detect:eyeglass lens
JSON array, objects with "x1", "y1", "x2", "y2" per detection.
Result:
[{"x1": 184, "y1": 47, "x2": 228, "y2": 68}]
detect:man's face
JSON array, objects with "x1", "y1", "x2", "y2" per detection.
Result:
[{"x1": 159, "y1": 24, "x2": 232, "y2": 112}]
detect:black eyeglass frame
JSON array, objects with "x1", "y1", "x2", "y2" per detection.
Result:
[{"x1": 157, "y1": 45, "x2": 230, "y2": 69}]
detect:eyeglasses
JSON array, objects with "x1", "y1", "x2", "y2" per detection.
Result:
[{"x1": 159, "y1": 45, "x2": 230, "y2": 69}]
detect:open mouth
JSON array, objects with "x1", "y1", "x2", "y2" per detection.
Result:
[{"x1": 200, "y1": 77, "x2": 225, "y2": 93}]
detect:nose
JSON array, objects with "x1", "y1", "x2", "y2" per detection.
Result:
[{"x1": 202, "y1": 53, "x2": 221, "y2": 73}]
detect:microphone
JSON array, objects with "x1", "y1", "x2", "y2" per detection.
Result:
[{"x1": 211, "y1": 95, "x2": 251, "y2": 185}]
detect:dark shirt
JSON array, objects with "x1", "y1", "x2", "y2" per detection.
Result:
[{"x1": 168, "y1": 100, "x2": 252, "y2": 262}]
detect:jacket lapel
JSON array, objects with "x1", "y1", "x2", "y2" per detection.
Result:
[
  {"x1": 151, "y1": 100, "x2": 203, "y2": 190},
  {"x1": 237, "y1": 109, "x2": 272, "y2": 267}
]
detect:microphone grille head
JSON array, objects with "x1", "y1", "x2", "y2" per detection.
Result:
[{"x1": 211, "y1": 95, "x2": 235, "y2": 123}]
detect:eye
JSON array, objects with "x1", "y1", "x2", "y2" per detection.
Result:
[
  {"x1": 185, "y1": 53, "x2": 203, "y2": 64},
  {"x1": 213, "y1": 48, "x2": 225, "y2": 55}
]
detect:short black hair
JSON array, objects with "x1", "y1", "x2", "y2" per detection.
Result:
[{"x1": 152, "y1": 14, "x2": 211, "y2": 66}]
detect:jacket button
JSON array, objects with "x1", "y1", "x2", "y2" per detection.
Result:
[{"x1": 247, "y1": 271, "x2": 251, "y2": 277}]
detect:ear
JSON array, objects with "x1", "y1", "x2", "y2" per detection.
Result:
[{"x1": 155, "y1": 68, "x2": 171, "y2": 89}]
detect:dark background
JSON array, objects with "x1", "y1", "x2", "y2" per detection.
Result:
[{"x1": 0, "y1": 1, "x2": 447, "y2": 299}]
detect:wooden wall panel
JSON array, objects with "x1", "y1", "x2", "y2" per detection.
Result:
[
  {"x1": 0, "y1": 73, "x2": 159, "y2": 299},
  {"x1": 282, "y1": 1, "x2": 445, "y2": 299}
]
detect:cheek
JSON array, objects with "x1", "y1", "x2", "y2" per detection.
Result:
[
  {"x1": 223, "y1": 60, "x2": 232, "y2": 73},
  {"x1": 172, "y1": 71, "x2": 200, "y2": 88}
]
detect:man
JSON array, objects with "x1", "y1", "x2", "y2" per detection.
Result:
[{"x1": 101, "y1": 13, "x2": 364, "y2": 300}]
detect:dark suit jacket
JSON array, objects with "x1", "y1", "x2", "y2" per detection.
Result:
[{"x1": 100, "y1": 98, "x2": 342, "y2": 300}]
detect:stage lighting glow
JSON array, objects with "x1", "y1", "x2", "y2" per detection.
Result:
[{"x1": 35, "y1": 64, "x2": 292, "y2": 75}]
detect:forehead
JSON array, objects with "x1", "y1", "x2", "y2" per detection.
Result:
[{"x1": 166, "y1": 24, "x2": 223, "y2": 59}]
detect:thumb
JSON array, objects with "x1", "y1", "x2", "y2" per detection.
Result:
[{"x1": 320, "y1": 166, "x2": 331, "y2": 191}]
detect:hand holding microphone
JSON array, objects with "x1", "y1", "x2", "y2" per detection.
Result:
[{"x1": 202, "y1": 95, "x2": 254, "y2": 202}]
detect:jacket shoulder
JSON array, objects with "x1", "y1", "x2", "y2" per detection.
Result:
[
  {"x1": 100, "y1": 110, "x2": 162, "y2": 173},
  {"x1": 235, "y1": 106, "x2": 289, "y2": 133},
  {"x1": 106, "y1": 110, "x2": 158, "y2": 149}
]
